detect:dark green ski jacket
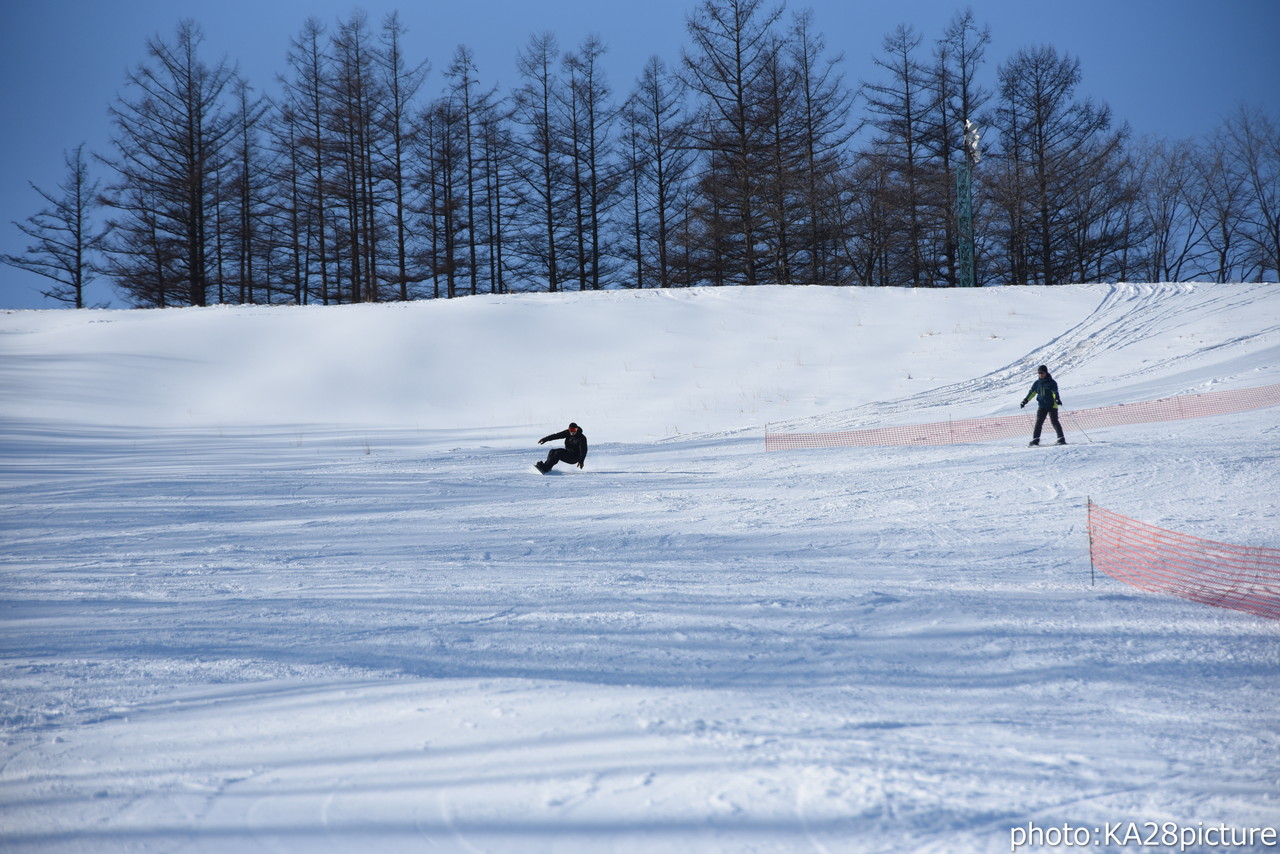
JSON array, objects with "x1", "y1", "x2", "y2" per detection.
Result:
[{"x1": 1022, "y1": 377, "x2": 1062, "y2": 410}]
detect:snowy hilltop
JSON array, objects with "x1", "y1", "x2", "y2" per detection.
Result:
[{"x1": 1, "y1": 282, "x2": 1278, "y2": 853}]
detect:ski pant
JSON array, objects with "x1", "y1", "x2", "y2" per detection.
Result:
[
  {"x1": 542, "y1": 448, "x2": 582, "y2": 470},
  {"x1": 1032, "y1": 407, "x2": 1064, "y2": 441}
]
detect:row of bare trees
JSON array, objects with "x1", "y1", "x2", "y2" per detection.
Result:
[{"x1": 5, "y1": 1, "x2": 1278, "y2": 308}]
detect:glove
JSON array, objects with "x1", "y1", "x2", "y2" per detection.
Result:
[
  {"x1": 1020, "y1": 401, "x2": 1027, "y2": 409},
  {"x1": 577, "y1": 462, "x2": 584, "y2": 469},
  {"x1": 538, "y1": 438, "x2": 546, "y2": 445}
]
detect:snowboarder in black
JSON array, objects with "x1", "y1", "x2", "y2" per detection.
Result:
[
  {"x1": 535, "y1": 422, "x2": 588, "y2": 473},
  {"x1": 1021, "y1": 365, "x2": 1066, "y2": 446}
]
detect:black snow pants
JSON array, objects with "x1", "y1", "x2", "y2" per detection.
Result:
[
  {"x1": 542, "y1": 448, "x2": 582, "y2": 470},
  {"x1": 1032, "y1": 407, "x2": 1064, "y2": 441}
]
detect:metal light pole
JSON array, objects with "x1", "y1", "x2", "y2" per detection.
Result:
[{"x1": 956, "y1": 120, "x2": 980, "y2": 288}]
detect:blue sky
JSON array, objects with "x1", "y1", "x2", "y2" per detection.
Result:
[{"x1": 2, "y1": 0, "x2": 1277, "y2": 308}]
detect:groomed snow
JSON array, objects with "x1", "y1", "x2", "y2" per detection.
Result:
[{"x1": 1, "y1": 283, "x2": 1277, "y2": 853}]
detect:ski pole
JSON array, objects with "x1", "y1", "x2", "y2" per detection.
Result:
[{"x1": 1067, "y1": 411, "x2": 1093, "y2": 443}]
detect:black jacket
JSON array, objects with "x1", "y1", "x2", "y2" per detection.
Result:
[
  {"x1": 1022, "y1": 377, "x2": 1062, "y2": 410},
  {"x1": 541, "y1": 428, "x2": 588, "y2": 463}
]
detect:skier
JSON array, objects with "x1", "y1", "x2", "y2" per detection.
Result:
[
  {"x1": 535, "y1": 422, "x2": 588, "y2": 473},
  {"x1": 1020, "y1": 365, "x2": 1066, "y2": 446}
]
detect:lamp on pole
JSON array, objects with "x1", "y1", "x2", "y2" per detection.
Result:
[{"x1": 956, "y1": 119, "x2": 980, "y2": 287}]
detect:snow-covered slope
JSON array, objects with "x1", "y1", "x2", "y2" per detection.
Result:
[
  {"x1": 4, "y1": 283, "x2": 1274, "y2": 439},
  {"x1": 1, "y1": 283, "x2": 1277, "y2": 853}
]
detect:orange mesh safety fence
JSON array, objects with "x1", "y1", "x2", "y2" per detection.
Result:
[
  {"x1": 764, "y1": 383, "x2": 1280, "y2": 451},
  {"x1": 1088, "y1": 501, "x2": 1280, "y2": 620}
]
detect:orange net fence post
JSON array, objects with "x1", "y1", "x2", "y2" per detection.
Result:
[
  {"x1": 1087, "y1": 500, "x2": 1280, "y2": 620},
  {"x1": 764, "y1": 383, "x2": 1280, "y2": 451}
]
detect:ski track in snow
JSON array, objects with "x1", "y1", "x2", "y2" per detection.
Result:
[
  {"x1": 1, "y1": 284, "x2": 1278, "y2": 853},
  {"x1": 772, "y1": 282, "x2": 1280, "y2": 432}
]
